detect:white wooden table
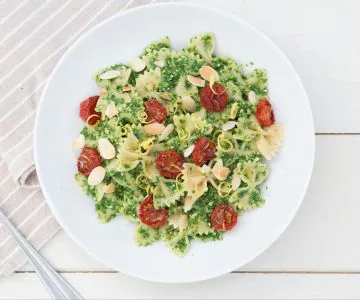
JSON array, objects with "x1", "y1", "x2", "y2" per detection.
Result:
[{"x1": 1, "y1": 0, "x2": 360, "y2": 298}]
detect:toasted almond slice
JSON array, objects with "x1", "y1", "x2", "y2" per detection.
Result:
[
  {"x1": 219, "y1": 168, "x2": 230, "y2": 179},
  {"x1": 104, "y1": 102, "x2": 118, "y2": 118},
  {"x1": 183, "y1": 144, "x2": 195, "y2": 158},
  {"x1": 212, "y1": 159, "x2": 230, "y2": 181},
  {"x1": 130, "y1": 57, "x2": 146, "y2": 72},
  {"x1": 231, "y1": 171, "x2": 241, "y2": 190},
  {"x1": 221, "y1": 121, "x2": 237, "y2": 131},
  {"x1": 248, "y1": 90, "x2": 257, "y2": 104},
  {"x1": 98, "y1": 138, "x2": 116, "y2": 159},
  {"x1": 73, "y1": 134, "x2": 85, "y2": 149},
  {"x1": 149, "y1": 143, "x2": 165, "y2": 153},
  {"x1": 103, "y1": 183, "x2": 115, "y2": 194},
  {"x1": 159, "y1": 124, "x2": 174, "y2": 141},
  {"x1": 122, "y1": 84, "x2": 133, "y2": 92},
  {"x1": 99, "y1": 88, "x2": 106, "y2": 96},
  {"x1": 187, "y1": 75, "x2": 205, "y2": 87},
  {"x1": 99, "y1": 70, "x2": 121, "y2": 80},
  {"x1": 88, "y1": 166, "x2": 106, "y2": 186},
  {"x1": 143, "y1": 122, "x2": 165, "y2": 135},
  {"x1": 181, "y1": 96, "x2": 197, "y2": 112},
  {"x1": 199, "y1": 66, "x2": 219, "y2": 82}
]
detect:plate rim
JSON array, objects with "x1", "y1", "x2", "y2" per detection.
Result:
[{"x1": 34, "y1": 2, "x2": 315, "y2": 283}]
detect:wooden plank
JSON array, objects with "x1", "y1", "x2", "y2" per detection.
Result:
[
  {"x1": 2, "y1": 272, "x2": 360, "y2": 299},
  {"x1": 19, "y1": 136, "x2": 360, "y2": 272}
]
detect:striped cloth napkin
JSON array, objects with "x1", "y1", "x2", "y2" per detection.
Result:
[{"x1": 0, "y1": 0, "x2": 170, "y2": 277}]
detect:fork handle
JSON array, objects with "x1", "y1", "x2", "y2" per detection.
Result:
[{"x1": 0, "y1": 209, "x2": 83, "y2": 300}]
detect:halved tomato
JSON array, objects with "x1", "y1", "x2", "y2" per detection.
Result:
[
  {"x1": 156, "y1": 150, "x2": 184, "y2": 179},
  {"x1": 144, "y1": 99, "x2": 168, "y2": 123},
  {"x1": 192, "y1": 137, "x2": 216, "y2": 166},
  {"x1": 139, "y1": 195, "x2": 168, "y2": 228},
  {"x1": 79, "y1": 95, "x2": 101, "y2": 125},
  {"x1": 211, "y1": 204, "x2": 238, "y2": 231},
  {"x1": 256, "y1": 99, "x2": 275, "y2": 127},
  {"x1": 199, "y1": 83, "x2": 228, "y2": 112},
  {"x1": 77, "y1": 147, "x2": 101, "y2": 176}
]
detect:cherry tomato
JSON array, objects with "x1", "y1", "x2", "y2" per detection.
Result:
[
  {"x1": 199, "y1": 83, "x2": 228, "y2": 112},
  {"x1": 144, "y1": 99, "x2": 168, "y2": 123},
  {"x1": 256, "y1": 99, "x2": 275, "y2": 127},
  {"x1": 156, "y1": 150, "x2": 184, "y2": 179},
  {"x1": 79, "y1": 95, "x2": 101, "y2": 125},
  {"x1": 77, "y1": 147, "x2": 101, "y2": 176},
  {"x1": 211, "y1": 204, "x2": 238, "y2": 231},
  {"x1": 192, "y1": 137, "x2": 216, "y2": 166},
  {"x1": 139, "y1": 195, "x2": 168, "y2": 228}
]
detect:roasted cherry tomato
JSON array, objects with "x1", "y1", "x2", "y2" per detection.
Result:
[
  {"x1": 79, "y1": 95, "x2": 101, "y2": 125},
  {"x1": 139, "y1": 195, "x2": 168, "y2": 228},
  {"x1": 256, "y1": 99, "x2": 275, "y2": 127},
  {"x1": 192, "y1": 137, "x2": 216, "y2": 166},
  {"x1": 144, "y1": 99, "x2": 168, "y2": 123},
  {"x1": 156, "y1": 150, "x2": 184, "y2": 179},
  {"x1": 199, "y1": 83, "x2": 228, "y2": 112},
  {"x1": 77, "y1": 147, "x2": 101, "y2": 176},
  {"x1": 211, "y1": 204, "x2": 238, "y2": 231}
]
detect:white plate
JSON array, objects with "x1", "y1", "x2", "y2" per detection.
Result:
[{"x1": 34, "y1": 3, "x2": 314, "y2": 283}]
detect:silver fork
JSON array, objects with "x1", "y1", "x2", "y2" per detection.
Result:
[{"x1": 0, "y1": 209, "x2": 83, "y2": 300}]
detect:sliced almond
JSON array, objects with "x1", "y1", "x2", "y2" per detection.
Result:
[
  {"x1": 181, "y1": 96, "x2": 197, "y2": 112},
  {"x1": 221, "y1": 121, "x2": 237, "y2": 131},
  {"x1": 231, "y1": 171, "x2": 241, "y2": 190},
  {"x1": 149, "y1": 143, "x2": 165, "y2": 153},
  {"x1": 199, "y1": 66, "x2": 219, "y2": 82},
  {"x1": 99, "y1": 88, "x2": 107, "y2": 96},
  {"x1": 104, "y1": 102, "x2": 118, "y2": 118},
  {"x1": 98, "y1": 138, "x2": 116, "y2": 159},
  {"x1": 187, "y1": 75, "x2": 205, "y2": 87},
  {"x1": 248, "y1": 90, "x2": 257, "y2": 104},
  {"x1": 158, "y1": 124, "x2": 174, "y2": 141},
  {"x1": 183, "y1": 144, "x2": 195, "y2": 158},
  {"x1": 103, "y1": 183, "x2": 115, "y2": 194},
  {"x1": 219, "y1": 168, "x2": 230, "y2": 180},
  {"x1": 73, "y1": 134, "x2": 85, "y2": 149},
  {"x1": 143, "y1": 122, "x2": 165, "y2": 135},
  {"x1": 130, "y1": 57, "x2": 146, "y2": 72},
  {"x1": 99, "y1": 70, "x2": 121, "y2": 80},
  {"x1": 122, "y1": 84, "x2": 133, "y2": 92},
  {"x1": 211, "y1": 159, "x2": 230, "y2": 181},
  {"x1": 88, "y1": 166, "x2": 106, "y2": 186}
]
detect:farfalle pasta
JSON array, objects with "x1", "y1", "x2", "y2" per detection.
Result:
[{"x1": 73, "y1": 33, "x2": 283, "y2": 255}]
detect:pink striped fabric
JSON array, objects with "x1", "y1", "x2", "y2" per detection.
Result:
[{"x1": 0, "y1": 0, "x2": 170, "y2": 276}]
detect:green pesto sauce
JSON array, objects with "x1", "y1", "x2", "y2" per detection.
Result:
[
  {"x1": 75, "y1": 33, "x2": 274, "y2": 256},
  {"x1": 158, "y1": 55, "x2": 204, "y2": 92}
]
